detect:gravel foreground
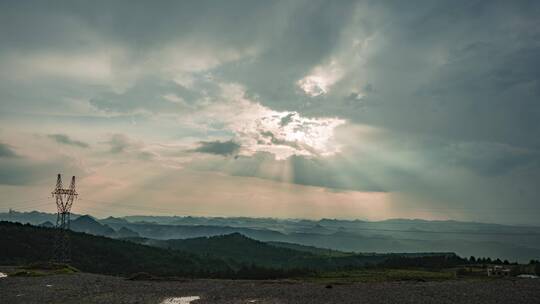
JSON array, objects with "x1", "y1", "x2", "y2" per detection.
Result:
[{"x1": 1, "y1": 272, "x2": 539, "y2": 304}]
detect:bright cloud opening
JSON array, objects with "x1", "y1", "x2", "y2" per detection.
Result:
[
  {"x1": 194, "y1": 84, "x2": 346, "y2": 160},
  {"x1": 297, "y1": 60, "x2": 344, "y2": 97}
]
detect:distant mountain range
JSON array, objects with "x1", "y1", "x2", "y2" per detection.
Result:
[
  {"x1": 2, "y1": 210, "x2": 540, "y2": 262},
  {"x1": 69, "y1": 215, "x2": 139, "y2": 238},
  {"x1": 1, "y1": 211, "x2": 140, "y2": 239}
]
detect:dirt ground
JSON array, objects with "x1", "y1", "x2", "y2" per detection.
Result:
[{"x1": 1, "y1": 271, "x2": 539, "y2": 304}]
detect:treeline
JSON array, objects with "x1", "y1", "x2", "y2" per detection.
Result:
[
  {"x1": 467, "y1": 256, "x2": 515, "y2": 265},
  {"x1": 379, "y1": 254, "x2": 468, "y2": 269},
  {"x1": 368, "y1": 254, "x2": 527, "y2": 270}
]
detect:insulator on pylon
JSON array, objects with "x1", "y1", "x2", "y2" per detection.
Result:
[
  {"x1": 56, "y1": 173, "x2": 63, "y2": 190},
  {"x1": 70, "y1": 176, "x2": 76, "y2": 191}
]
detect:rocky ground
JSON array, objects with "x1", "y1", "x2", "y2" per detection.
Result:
[{"x1": 1, "y1": 271, "x2": 539, "y2": 304}]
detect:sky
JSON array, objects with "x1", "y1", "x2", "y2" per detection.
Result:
[{"x1": 1, "y1": 0, "x2": 539, "y2": 225}]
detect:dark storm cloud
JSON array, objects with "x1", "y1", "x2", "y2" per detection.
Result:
[
  {"x1": 2, "y1": 0, "x2": 538, "y2": 149},
  {"x1": 0, "y1": 142, "x2": 18, "y2": 157},
  {"x1": 48, "y1": 134, "x2": 89, "y2": 148},
  {"x1": 193, "y1": 140, "x2": 240, "y2": 156},
  {"x1": 0, "y1": 0, "x2": 355, "y2": 116},
  {"x1": 212, "y1": 0, "x2": 358, "y2": 111},
  {"x1": 317, "y1": 0, "x2": 540, "y2": 150},
  {"x1": 440, "y1": 142, "x2": 539, "y2": 177},
  {"x1": 0, "y1": 0, "x2": 275, "y2": 52}
]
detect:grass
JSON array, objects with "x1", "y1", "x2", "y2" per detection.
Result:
[
  {"x1": 306, "y1": 268, "x2": 455, "y2": 284},
  {"x1": 7, "y1": 262, "x2": 79, "y2": 277},
  {"x1": 7, "y1": 270, "x2": 49, "y2": 277}
]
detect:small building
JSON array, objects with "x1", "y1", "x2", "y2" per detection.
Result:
[{"x1": 487, "y1": 265, "x2": 511, "y2": 277}]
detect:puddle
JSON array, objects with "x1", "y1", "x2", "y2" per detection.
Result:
[
  {"x1": 0, "y1": 272, "x2": 7, "y2": 279},
  {"x1": 161, "y1": 296, "x2": 200, "y2": 304},
  {"x1": 517, "y1": 274, "x2": 539, "y2": 279}
]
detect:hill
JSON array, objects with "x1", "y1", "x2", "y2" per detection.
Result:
[
  {"x1": 6, "y1": 211, "x2": 539, "y2": 262},
  {"x1": 132, "y1": 233, "x2": 405, "y2": 270},
  {"x1": 0, "y1": 222, "x2": 391, "y2": 278},
  {"x1": 0, "y1": 210, "x2": 80, "y2": 225},
  {"x1": 70, "y1": 215, "x2": 116, "y2": 237},
  {"x1": 0, "y1": 221, "x2": 232, "y2": 278},
  {"x1": 267, "y1": 241, "x2": 354, "y2": 257}
]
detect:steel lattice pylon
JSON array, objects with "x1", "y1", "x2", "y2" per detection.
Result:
[{"x1": 51, "y1": 174, "x2": 78, "y2": 263}]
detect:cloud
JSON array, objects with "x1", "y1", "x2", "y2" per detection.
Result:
[
  {"x1": 0, "y1": 142, "x2": 18, "y2": 157},
  {"x1": 0, "y1": 155, "x2": 84, "y2": 186},
  {"x1": 1, "y1": 1, "x2": 540, "y2": 224},
  {"x1": 193, "y1": 140, "x2": 240, "y2": 156},
  {"x1": 101, "y1": 134, "x2": 157, "y2": 162},
  {"x1": 280, "y1": 113, "x2": 296, "y2": 127},
  {"x1": 297, "y1": 59, "x2": 345, "y2": 97},
  {"x1": 88, "y1": 77, "x2": 198, "y2": 114},
  {"x1": 106, "y1": 134, "x2": 132, "y2": 154},
  {"x1": 48, "y1": 134, "x2": 89, "y2": 148},
  {"x1": 441, "y1": 141, "x2": 538, "y2": 176}
]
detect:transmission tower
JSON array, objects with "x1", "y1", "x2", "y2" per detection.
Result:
[{"x1": 51, "y1": 174, "x2": 78, "y2": 263}]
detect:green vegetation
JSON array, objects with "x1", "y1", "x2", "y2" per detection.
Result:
[
  {"x1": 0, "y1": 222, "x2": 316, "y2": 279},
  {"x1": 134, "y1": 233, "x2": 388, "y2": 270},
  {"x1": 0, "y1": 221, "x2": 234, "y2": 278},
  {"x1": 6, "y1": 262, "x2": 78, "y2": 277},
  {"x1": 8, "y1": 270, "x2": 48, "y2": 277},
  {"x1": 379, "y1": 254, "x2": 468, "y2": 269},
  {"x1": 0, "y1": 221, "x2": 492, "y2": 281},
  {"x1": 308, "y1": 268, "x2": 455, "y2": 283},
  {"x1": 267, "y1": 241, "x2": 354, "y2": 257}
]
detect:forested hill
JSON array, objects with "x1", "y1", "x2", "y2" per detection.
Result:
[
  {"x1": 0, "y1": 221, "x2": 469, "y2": 279},
  {"x1": 0, "y1": 221, "x2": 383, "y2": 278},
  {"x1": 130, "y1": 233, "x2": 389, "y2": 270},
  {"x1": 0, "y1": 221, "x2": 232, "y2": 278}
]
